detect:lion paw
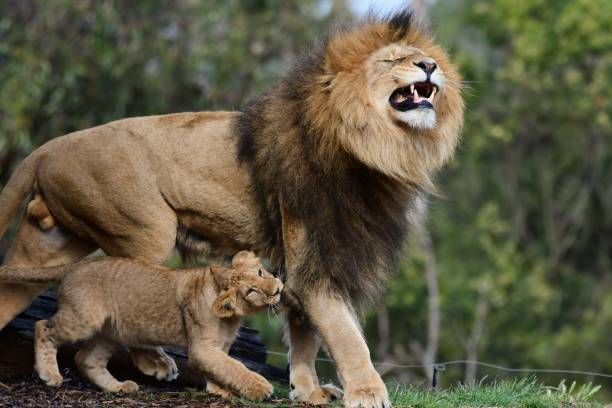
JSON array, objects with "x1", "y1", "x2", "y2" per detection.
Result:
[
  {"x1": 344, "y1": 385, "x2": 390, "y2": 408},
  {"x1": 239, "y1": 374, "x2": 273, "y2": 400}
]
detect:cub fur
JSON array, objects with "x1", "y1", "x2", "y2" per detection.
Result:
[{"x1": 0, "y1": 251, "x2": 282, "y2": 399}]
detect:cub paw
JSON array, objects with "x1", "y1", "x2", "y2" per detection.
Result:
[
  {"x1": 240, "y1": 374, "x2": 274, "y2": 401},
  {"x1": 131, "y1": 348, "x2": 179, "y2": 381},
  {"x1": 37, "y1": 370, "x2": 63, "y2": 388},
  {"x1": 344, "y1": 385, "x2": 390, "y2": 408},
  {"x1": 314, "y1": 384, "x2": 343, "y2": 404},
  {"x1": 117, "y1": 380, "x2": 139, "y2": 393},
  {"x1": 207, "y1": 381, "x2": 238, "y2": 399},
  {"x1": 156, "y1": 353, "x2": 179, "y2": 381},
  {"x1": 290, "y1": 383, "x2": 343, "y2": 405}
]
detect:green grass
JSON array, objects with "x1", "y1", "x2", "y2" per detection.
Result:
[
  {"x1": 231, "y1": 378, "x2": 606, "y2": 408},
  {"x1": 389, "y1": 378, "x2": 606, "y2": 408}
]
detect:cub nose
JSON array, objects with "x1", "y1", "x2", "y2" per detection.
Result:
[{"x1": 414, "y1": 60, "x2": 437, "y2": 74}]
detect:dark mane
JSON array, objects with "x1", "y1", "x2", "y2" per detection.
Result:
[
  {"x1": 234, "y1": 14, "x2": 425, "y2": 307},
  {"x1": 387, "y1": 9, "x2": 415, "y2": 38}
]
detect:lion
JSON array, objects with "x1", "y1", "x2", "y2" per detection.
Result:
[
  {"x1": 0, "y1": 10, "x2": 463, "y2": 408},
  {"x1": 0, "y1": 251, "x2": 282, "y2": 399}
]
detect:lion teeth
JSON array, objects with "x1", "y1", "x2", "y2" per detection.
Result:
[
  {"x1": 429, "y1": 87, "x2": 437, "y2": 101},
  {"x1": 410, "y1": 84, "x2": 415, "y2": 94}
]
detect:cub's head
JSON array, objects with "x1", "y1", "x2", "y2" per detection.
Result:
[
  {"x1": 295, "y1": 10, "x2": 464, "y2": 188},
  {"x1": 211, "y1": 251, "x2": 283, "y2": 318}
]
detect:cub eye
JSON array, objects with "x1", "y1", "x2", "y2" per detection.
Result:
[
  {"x1": 258, "y1": 269, "x2": 263, "y2": 277},
  {"x1": 247, "y1": 288, "x2": 257, "y2": 295}
]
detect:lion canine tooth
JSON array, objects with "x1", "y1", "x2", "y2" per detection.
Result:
[
  {"x1": 410, "y1": 84, "x2": 415, "y2": 94},
  {"x1": 430, "y1": 87, "x2": 437, "y2": 100}
]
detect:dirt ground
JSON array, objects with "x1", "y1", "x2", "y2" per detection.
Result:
[{"x1": 0, "y1": 371, "x2": 293, "y2": 408}]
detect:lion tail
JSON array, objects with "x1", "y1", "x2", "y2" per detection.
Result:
[
  {"x1": 0, "y1": 151, "x2": 41, "y2": 242},
  {"x1": 0, "y1": 264, "x2": 71, "y2": 284}
]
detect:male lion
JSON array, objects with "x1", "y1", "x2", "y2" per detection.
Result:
[
  {"x1": 0, "y1": 251, "x2": 282, "y2": 399},
  {"x1": 0, "y1": 11, "x2": 463, "y2": 408}
]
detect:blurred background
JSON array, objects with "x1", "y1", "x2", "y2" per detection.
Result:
[{"x1": 0, "y1": 0, "x2": 610, "y2": 398}]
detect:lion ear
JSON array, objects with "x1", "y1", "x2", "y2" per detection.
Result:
[
  {"x1": 210, "y1": 266, "x2": 233, "y2": 288},
  {"x1": 231, "y1": 251, "x2": 256, "y2": 268},
  {"x1": 212, "y1": 288, "x2": 238, "y2": 318}
]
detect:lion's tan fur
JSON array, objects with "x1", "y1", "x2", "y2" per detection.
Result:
[
  {"x1": 0, "y1": 251, "x2": 282, "y2": 399},
  {"x1": 0, "y1": 10, "x2": 463, "y2": 407}
]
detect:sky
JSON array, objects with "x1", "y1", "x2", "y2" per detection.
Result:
[{"x1": 349, "y1": 0, "x2": 412, "y2": 16}]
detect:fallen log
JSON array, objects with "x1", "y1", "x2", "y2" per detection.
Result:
[{"x1": 0, "y1": 290, "x2": 288, "y2": 388}]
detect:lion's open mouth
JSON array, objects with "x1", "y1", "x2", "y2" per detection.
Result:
[{"x1": 389, "y1": 82, "x2": 438, "y2": 112}]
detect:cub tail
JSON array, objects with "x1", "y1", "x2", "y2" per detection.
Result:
[{"x1": 0, "y1": 264, "x2": 71, "y2": 284}]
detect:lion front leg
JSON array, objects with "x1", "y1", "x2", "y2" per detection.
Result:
[{"x1": 302, "y1": 292, "x2": 390, "y2": 408}]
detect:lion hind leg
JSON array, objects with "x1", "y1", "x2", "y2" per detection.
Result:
[{"x1": 0, "y1": 216, "x2": 96, "y2": 331}]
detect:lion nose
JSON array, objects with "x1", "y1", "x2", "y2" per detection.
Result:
[{"x1": 414, "y1": 60, "x2": 437, "y2": 74}]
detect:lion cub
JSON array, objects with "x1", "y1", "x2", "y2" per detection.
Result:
[{"x1": 0, "y1": 251, "x2": 282, "y2": 399}]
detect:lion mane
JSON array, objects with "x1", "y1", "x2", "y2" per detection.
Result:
[{"x1": 236, "y1": 11, "x2": 464, "y2": 307}]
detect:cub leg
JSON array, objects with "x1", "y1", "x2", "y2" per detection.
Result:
[
  {"x1": 34, "y1": 320, "x2": 64, "y2": 387},
  {"x1": 34, "y1": 304, "x2": 105, "y2": 388},
  {"x1": 189, "y1": 342, "x2": 273, "y2": 401},
  {"x1": 75, "y1": 336, "x2": 138, "y2": 392},
  {"x1": 206, "y1": 340, "x2": 238, "y2": 399}
]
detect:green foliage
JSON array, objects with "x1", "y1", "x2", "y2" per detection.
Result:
[{"x1": 0, "y1": 1, "x2": 333, "y2": 182}]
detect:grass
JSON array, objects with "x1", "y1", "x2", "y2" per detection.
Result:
[
  {"x1": 389, "y1": 378, "x2": 606, "y2": 408},
  {"x1": 232, "y1": 378, "x2": 607, "y2": 408}
]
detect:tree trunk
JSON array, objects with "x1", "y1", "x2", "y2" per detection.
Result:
[
  {"x1": 464, "y1": 282, "x2": 489, "y2": 383},
  {"x1": 421, "y1": 227, "x2": 440, "y2": 385}
]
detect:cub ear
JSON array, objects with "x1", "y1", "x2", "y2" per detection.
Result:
[
  {"x1": 231, "y1": 251, "x2": 256, "y2": 268},
  {"x1": 210, "y1": 265, "x2": 233, "y2": 288},
  {"x1": 212, "y1": 288, "x2": 237, "y2": 318}
]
